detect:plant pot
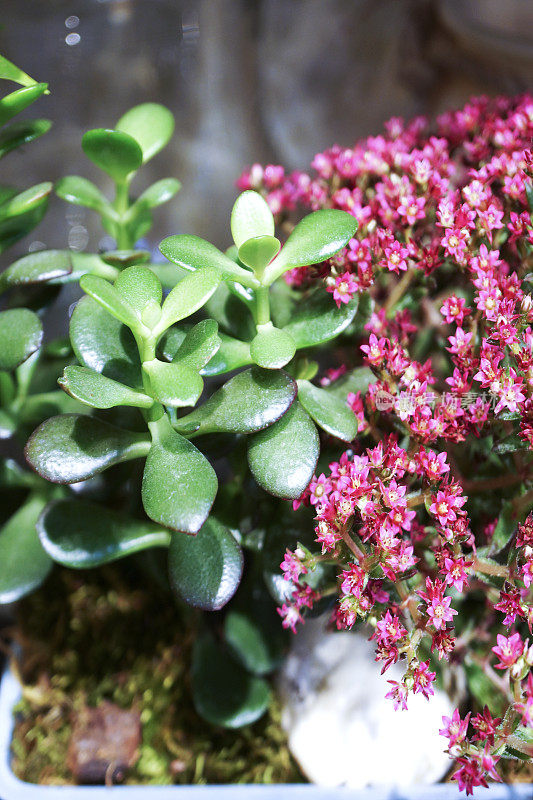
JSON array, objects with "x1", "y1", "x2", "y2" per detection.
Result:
[{"x1": 1, "y1": 667, "x2": 533, "y2": 799}]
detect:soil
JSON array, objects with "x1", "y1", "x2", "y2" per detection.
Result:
[{"x1": 3, "y1": 565, "x2": 303, "y2": 786}]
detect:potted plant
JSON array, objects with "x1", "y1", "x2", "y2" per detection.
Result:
[{"x1": 2, "y1": 48, "x2": 533, "y2": 796}]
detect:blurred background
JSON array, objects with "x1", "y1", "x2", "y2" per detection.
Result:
[{"x1": 1, "y1": 0, "x2": 533, "y2": 257}]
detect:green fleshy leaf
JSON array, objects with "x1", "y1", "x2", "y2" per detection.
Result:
[
  {"x1": 490, "y1": 500, "x2": 518, "y2": 555},
  {"x1": 0, "y1": 181, "x2": 52, "y2": 222},
  {"x1": 142, "y1": 420, "x2": 217, "y2": 533},
  {"x1": 201, "y1": 333, "x2": 252, "y2": 376},
  {"x1": 264, "y1": 209, "x2": 357, "y2": 281},
  {"x1": 230, "y1": 190, "x2": 275, "y2": 249},
  {"x1": 70, "y1": 295, "x2": 142, "y2": 388},
  {"x1": 0, "y1": 458, "x2": 41, "y2": 489},
  {"x1": 0, "y1": 83, "x2": 48, "y2": 127},
  {"x1": 298, "y1": 379, "x2": 357, "y2": 441},
  {"x1": 224, "y1": 607, "x2": 285, "y2": 676},
  {"x1": 25, "y1": 414, "x2": 151, "y2": 484},
  {"x1": 143, "y1": 359, "x2": 203, "y2": 408},
  {"x1": 134, "y1": 178, "x2": 181, "y2": 209},
  {"x1": 0, "y1": 409, "x2": 16, "y2": 439},
  {"x1": 0, "y1": 308, "x2": 42, "y2": 371},
  {"x1": 156, "y1": 267, "x2": 220, "y2": 333},
  {"x1": 170, "y1": 319, "x2": 221, "y2": 371},
  {"x1": 0, "y1": 249, "x2": 71, "y2": 292},
  {"x1": 100, "y1": 249, "x2": 150, "y2": 268},
  {"x1": 0, "y1": 119, "x2": 51, "y2": 159},
  {"x1": 494, "y1": 433, "x2": 528, "y2": 454},
  {"x1": 192, "y1": 632, "x2": 270, "y2": 728},
  {"x1": 79, "y1": 274, "x2": 141, "y2": 331},
  {"x1": 283, "y1": 287, "x2": 359, "y2": 349},
  {"x1": 238, "y1": 235, "x2": 280, "y2": 272},
  {"x1": 324, "y1": 366, "x2": 375, "y2": 399},
  {"x1": 55, "y1": 175, "x2": 112, "y2": 213},
  {"x1": 0, "y1": 200, "x2": 48, "y2": 253},
  {"x1": 38, "y1": 499, "x2": 170, "y2": 568},
  {"x1": 82, "y1": 128, "x2": 143, "y2": 181},
  {"x1": 250, "y1": 323, "x2": 296, "y2": 369},
  {"x1": 114, "y1": 265, "x2": 162, "y2": 316},
  {"x1": 116, "y1": 103, "x2": 174, "y2": 163},
  {"x1": 59, "y1": 366, "x2": 153, "y2": 410},
  {"x1": 159, "y1": 234, "x2": 258, "y2": 285},
  {"x1": 0, "y1": 494, "x2": 52, "y2": 604},
  {"x1": 16, "y1": 390, "x2": 82, "y2": 428},
  {"x1": 248, "y1": 401, "x2": 319, "y2": 499},
  {"x1": 0, "y1": 55, "x2": 39, "y2": 87},
  {"x1": 168, "y1": 517, "x2": 243, "y2": 610},
  {"x1": 204, "y1": 281, "x2": 256, "y2": 340},
  {"x1": 174, "y1": 367, "x2": 296, "y2": 435}
]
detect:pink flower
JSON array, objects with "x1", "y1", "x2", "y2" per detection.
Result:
[
  {"x1": 440, "y1": 295, "x2": 470, "y2": 325},
  {"x1": 492, "y1": 632, "x2": 524, "y2": 669},
  {"x1": 440, "y1": 708, "x2": 470, "y2": 747},
  {"x1": 411, "y1": 661, "x2": 436, "y2": 699},
  {"x1": 327, "y1": 272, "x2": 357, "y2": 308}
]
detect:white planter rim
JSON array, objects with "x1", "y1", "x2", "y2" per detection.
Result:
[{"x1": 1, "y1": 665, "x2": 532, "y2": 799}]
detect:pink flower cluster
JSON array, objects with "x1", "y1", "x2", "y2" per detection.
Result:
[{"x1": 244, "y1": 93, "x2": 533, "y2": 791}]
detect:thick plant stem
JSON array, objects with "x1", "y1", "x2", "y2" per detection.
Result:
[
  {"x1": 114, "y1": 180, "x2": 132, "y2": 250},
  {"x1": 255, "y1": 286, "x2": 271, "y2": 326}
]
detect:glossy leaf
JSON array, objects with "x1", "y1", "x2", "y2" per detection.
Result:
[
  {"x1": 192, "y1": 633, "x2": 270, "y2": 728},
  {"x1": 159, "y1": 234, "x2": 258, "y2": 285},
  {"x1": 324, "y1": 366, "x2": 375, "y2": 400},
  {"x1": 175, "y1": 367, "x2": 296, "y2": 435},
  {"x1": 168, "y1": 517, "x2": 242, "y2": 610},
  {"x1": 17, "y1": 390, "x2": 82, "y2": 427},
  {"x1": 114, "y1": 265, "x2": 162, "y2": 316},
  {"x1": 0, "y1": 494, "x2": 52, "y2": 604},
  {"x1": 38, "y1": 499, "x2": 170, "y2": 568},
  {"x1": 298, "y1": 379, "x2": 357, "y2": 441},
  {"x1": 0, "y1": 119, "x2": 51, "y2": 159},
  {"x1": 230, "y1": 190, "x2": 275, "y2": 249},
  {"x1": 171, "y1": 319, "x2": 221, "y2": 371},
  {"x1": 238, "y1": 235, "x2": 280, "y2": 272},
  {"x1": 0, "y1": 84, "x2": 48, "y2": 127},
  {"x1": 134, "y1": 178, "x2": 181, "y2": 209},
  {"x1": 0, "y1": 308, "x2": 42, "y2": 371},
  {"x1": 80, "y1": 274, "x2": 141, "y2": 331},
  {"x1": 248, "y1": 401, "x2": 319, "y2": 499},
  {"x1": 0, "y1": 249, "x2": 71, "y2": 292},
  {"x1": 70, "y1": 296, "x2": 142, "y2": 388},
  {"x1": 55, "y1": 175, "x2": 111, "y2": 213},
  {"x1": 25, "y1": 414, "x2": 151, "y2": 484},
  {"x1": 283, "y1": 287, "x2": 359, "y2": 348},
  {"x1": 116, "y1": 103, "x2": 174, "y2": 163},
  {"x1": 143, "y1": 358, "x2": 203, "y2": 408},
  {"x1": 0, "y1": 55, "x2": 39, "y2": 87},
  {"x1": 224, "y1": 607, "x2": 285, "y2": 676},
  {"x1": 263, "y1": 209, "x2": 357, "y2": 282},
  {"x1": 0, "y1": 199, "x2": 48, "y2": 252},
  {"x1": 204, "y1": 281, "x2": 256, "y2": 340},
  {"x1": 101, "y1": 249, "x2": 150, "y2": 268},
  {"x1": 0, "y1": 458, "x2": 41, "y2": 489},
  {"x1": 59, "y1": 365, "x2": 153, "y2": 409},
  {"x1": 142, "y1": 421, "x2": 217, "y2": 533},
  {"x1": 156, "y1": 267, "x2": 220, "y2": 333},
  {"x1": 82, "y1": 128, "x2": 143, "y2": 181},
  {"x1": 250, "y1": 323, "x2": 296, "y2": 369},
  {"x1": 201, "y1": 333, "x2": 252, "y2": 376},
  {"x1": 0, "y1": 182, "x2": 52, "y2": 221}
]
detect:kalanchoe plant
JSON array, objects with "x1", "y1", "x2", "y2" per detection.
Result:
[{"x1": 243, "y1": 94, "x2": 533, "y2": 790}]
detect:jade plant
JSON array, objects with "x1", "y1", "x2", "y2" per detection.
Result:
[
  {"x1": 1, "y1": 73, "x2": 360, "y2": 727},
  {"x1": 25, "y1": 191, "x2": 357, "y2": 605}
]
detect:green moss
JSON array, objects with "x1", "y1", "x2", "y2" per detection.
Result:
[{"x1": 10, "y1": 567, "x2": 303, "y2": 786}]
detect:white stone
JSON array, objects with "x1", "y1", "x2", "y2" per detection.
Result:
[{"x1": 278, "y1": 617, "x2": 454, "y2": 789}]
